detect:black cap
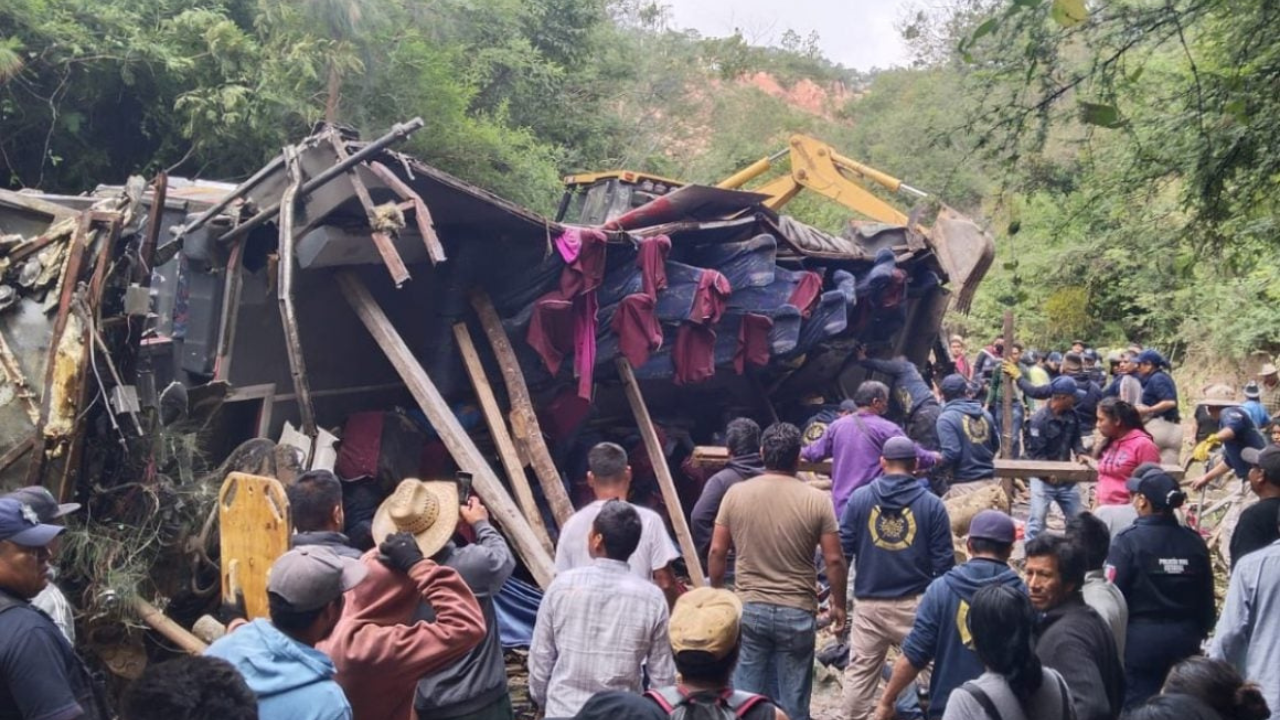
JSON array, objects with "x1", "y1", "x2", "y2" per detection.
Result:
[
  {"x1": 1242, "y1": 446, "x2": 1280, "y2": 478},
  {"x1": 1126, "y1": 465, "x2": 1184, "y2": 510}
]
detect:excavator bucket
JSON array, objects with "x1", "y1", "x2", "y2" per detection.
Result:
[{"x1": 927, "y1": 206, "x2": 995, "y2": 314}]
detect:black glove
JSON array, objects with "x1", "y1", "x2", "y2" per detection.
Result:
[{"x1": 378, "y1": 532, "x2": 425, "y2": 573}]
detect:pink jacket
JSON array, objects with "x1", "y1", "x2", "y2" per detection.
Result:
[
  {"x1": 319, "y1": 552, "x2": 485, "y2": 720},
  {"x1": 1096, "y1": 429, "x2": 1161, "y2": 505}
]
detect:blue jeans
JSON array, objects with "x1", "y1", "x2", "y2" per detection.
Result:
[
  {"x1": 1026, "y1": 478, "x2": 1083, "y2": 540},
  {"x1": 735, "y1": 602, "x2": 817, "y2": 720}
]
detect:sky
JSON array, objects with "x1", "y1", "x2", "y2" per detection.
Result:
[{"x1": 662, "y1": 0, "x2": 913, "y2": 72}]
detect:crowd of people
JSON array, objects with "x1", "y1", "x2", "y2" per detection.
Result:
[{"x1": 3, "y1": 339, "x2": 1280, "y2": 720}]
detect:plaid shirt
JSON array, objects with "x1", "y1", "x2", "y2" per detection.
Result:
[
  {"x1": 528, "y1": 558, "x2": 675, "y2": 717},
  {"x1": 1260, "y1": 381, "x2": 1280, "y2": 417}
]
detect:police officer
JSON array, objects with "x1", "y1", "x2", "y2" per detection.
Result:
[
  {"x1": 1190, "y1": 396, "x2": 1268, "y2": 491},
  {"x1": 1105, "y1": 465, "x2": 1215, "y2": 709},
  {"x1": 1023, "y1": 375, "x2": 1085, "y2": 540}
]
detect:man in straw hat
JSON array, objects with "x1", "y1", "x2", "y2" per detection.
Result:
[
  {"x1": 1190, "y1": 392, "x2": 1267, "y2": 491},
  {"x1": 644, "y1": 587, "x2": 785, "y2": 720},
  {"x1": 530, "y1": 499, "x2": 676, "y2": 718},
  {"x1": 1259, "y1": 361, "x2": 1280, "y2": 415},
  {"x1": 555, "y1": 442, "x2": 681, "y2": 606},
  {"x1": 321, "y1": 478, "x2": 486, "y2": 720},
  {"x1": 205, "y1": 545, "x2": 369, "y2": 720}
]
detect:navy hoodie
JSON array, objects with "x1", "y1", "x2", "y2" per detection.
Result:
[
  {"x1": 840, "y1": 473, "x2": 954, "y2": 599},
  {"x1": 935, "y1": 400, "x2": 1000, "y2": 482},
  {"x1": 901, "y1": 559, "x2": 1027, "y2": 718}
]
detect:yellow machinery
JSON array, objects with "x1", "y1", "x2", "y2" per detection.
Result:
[{"x1": 555, "y1": 134, "x2": 929, "y2": 227}]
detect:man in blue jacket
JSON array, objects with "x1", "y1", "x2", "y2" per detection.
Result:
[
  {"x1": 206, "y1": 546, "x2": 369, "y2": 720},
  {"x1": 839, "y1": 437, "x2": 954, "y2": 720},
  {"x1": 872, "y1": 510, "x2": 1025, "y2": 720},
  {"x1": 934, "y1": 374, "x2": 1000, "y2": 499}
]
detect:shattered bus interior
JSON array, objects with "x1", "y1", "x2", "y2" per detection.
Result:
[{"x1": 0, "y1": 120, "x2": 993, "y2": 677}]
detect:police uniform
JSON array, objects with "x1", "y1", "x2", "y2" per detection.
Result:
[{"x1": 1106, "y1": 514, "x2": 1216, "y2": 708}]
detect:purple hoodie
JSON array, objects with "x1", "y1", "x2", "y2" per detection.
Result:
[{"x1": 801, "y1": 411, "x2": 936, "y2": 515}]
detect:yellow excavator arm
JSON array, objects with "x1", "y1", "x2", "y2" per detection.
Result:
[{"x1": 715, "y1": 134, "x2": 928, "y2": 226}]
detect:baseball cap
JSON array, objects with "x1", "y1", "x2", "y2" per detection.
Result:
[
  {"x1": 1242, "y1": 446, "x2": 1280, "y2": 476},
  {"x1": 1047, "y1": 351, "x2": 1063, "y2": 363},
  {"x1": 3, "y1": 486, "x2": 80, "y2": 522},
  {"x1": 940, "y1": 374, "x2": 969, "y2": 400},
  {"x1": 1135, "y1": 349, "x2": 1167, "y2": 367},
  {"x1": 968, "y1": 510, "x2": 1015, "y2": 543},
  {"x1": 1082, "y1": 348, "x2": 1099, "y2": 362},
  {"x1": 1126, "y1": 465, "x2": 1184, "y2": 510},
  {"x1": 267, "y1": 546, "x2": 368, "y2": 612},
  {"x1": 1049, "y1": 376, "x2": 1080, "y2": 397},
  {"x1": 0, "y1": 498, "x2": 65, "y2": 546},
  {"x1": 882, "y1": 436, "x2": 918, "y2": 461},
  {"x1": 669, "y1": 587, "x2": 742, "y2": 660}
]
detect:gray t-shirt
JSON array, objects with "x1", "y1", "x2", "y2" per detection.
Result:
[
  {"x1": 942, "y1": 668, "x2": 1076, "y2": 720},
  {"x1": 555, "y1": 500, "x2": 680, "y2": 579}
]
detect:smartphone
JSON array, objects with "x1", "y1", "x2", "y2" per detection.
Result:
[{"x1": 456, "y1": 472, "x2": 474, "y2": 506}]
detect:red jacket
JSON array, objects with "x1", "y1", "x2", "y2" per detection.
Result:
[{"x1": 320, "y1": 552, "x2": 485, "y2": 720}]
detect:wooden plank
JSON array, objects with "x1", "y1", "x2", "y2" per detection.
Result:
[
  {"x1": 367, "y1": 161, "x2": 447, "y2": 264},
  {"x1": 689, "y1": 446, "x2": 1186, "y2": 482},
  {"x1": 219, "y1": 472, "x2": 291, "y2": 620},
  {"x1": 337, "y1": 271, "x2": 556, "y2": 589},
  {"x1": 453, "y1": 322, "x2": 555, "y2": 556},
  {"x1": 0, "y1": 188, "x2": 76, "y2": 220},
  {"x1": 469, "y1": 290, "x2": 575, "y2": 527},
  {"x1": 329, "y1": 137, "x2": 411, "y2": 286},
  {"x1": 616, "y1": 358, "x2": 705, "y2": 586}
]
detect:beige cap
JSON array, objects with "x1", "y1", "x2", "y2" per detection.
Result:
[
  {"x1": 372, "y1": 479, "x2": 459, "y2": 557},
  {"x1": 1261, "y1": 363, "x2": 1278, "y2": 377},
  {"x1": 669, "y1": 587, "x2": 743, "y2": 660}
]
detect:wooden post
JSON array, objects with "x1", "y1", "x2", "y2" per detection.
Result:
[
  {"x1": 469, "y1": 290, "x2": 576, "y2": 527},
  {"x1": 453, "y1": 322, "x2": 555, "y2": 556},
  {"x1": 1000, "y1": 311, "x2": 1016, "y2": 498},
  {"x1": 338, "y1": 272, "x2": 556, "y2": 588},
  {"x1": 616, "y1": 358, "x2": 706, "y2": 587}
]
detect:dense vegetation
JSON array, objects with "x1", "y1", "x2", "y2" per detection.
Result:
[{"x1": 2, "y1": 0, "x2": 1277, "y2": 361}]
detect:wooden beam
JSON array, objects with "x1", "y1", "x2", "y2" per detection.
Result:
[
  {"x1": 469, "y1": 290, "x2": 575, "y2": 527},
  {"x1": 453, "y1": 322, "x2": 555, "y2": 556},
  {"x1": 616, "y1": 358, "x2": 705, "y2": 586},
  {"x1": 690, "y1": 446, "x2": 1186, "y2": 482},
  {"x1": 337, "y1": 272, "x2": 556, "y2": 588},
  {"x1": 131, "y1": 598, "x2": 208, "y2": 655}
]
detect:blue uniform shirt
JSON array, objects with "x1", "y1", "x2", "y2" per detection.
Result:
[
  {"x1": 1219, "y1": 407, "x2": 1267, "y2": 480},
  {"x1": 1140, "y1": 371, "x2": 1180, "y2": 423}
]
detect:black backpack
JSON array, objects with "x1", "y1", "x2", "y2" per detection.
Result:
[{"x1": 645, "y1": 686, "x2": 769, "y2": 720}]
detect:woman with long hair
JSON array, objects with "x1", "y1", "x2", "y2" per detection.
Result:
[
  {"x1": 1087, "y1": 397, "x2": 1160, "y2": 537},
  {"x1": 942, "y1": 585, "x2": 1075, "y2": 720},
  {"x1": 1164, "y1": 657, "x2": 1270, "y2": 720}
]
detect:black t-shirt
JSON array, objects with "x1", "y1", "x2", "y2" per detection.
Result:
[
  {"x1": 0, "y1": 592, "x2": 107, "y2": 720},
  {"x1": 1230, "y1": 497, "x2": 1280, "y2": 569}
]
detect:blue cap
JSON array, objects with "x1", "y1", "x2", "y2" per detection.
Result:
[
  {"x1": 0, "y1": 498, "x2": 64, "y2": 546},
  {"x1": 1047, "y1": 351, "x2": 1063, "y2": 363},
  {"x1": 968, "y1": 510, "x2": 1015, "y2": 543},
  {"x1": 882, "y1": 436, "x2": 918, "y2": 461},
  {"x1": 1049, "y1": 376, "x2": 1080, "y2": 397},
  {"x1": 940, "y1": 373, "x2": 970, "y2": 400},
  {"x1": 1135, "y1": 349, "x2": 1167, "y2": 367}
]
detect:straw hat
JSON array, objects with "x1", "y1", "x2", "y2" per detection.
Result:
[
  {"x1": 371, "y1": 479, "x2": 459, "y2": 557},
  {"x1": 1198, "y1": 383, "x2": 1238, "y2": 408}
]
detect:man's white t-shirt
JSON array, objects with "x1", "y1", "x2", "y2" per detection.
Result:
[{"x1": 554, "y1": 499, "x2": 680, "y2": 578}]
